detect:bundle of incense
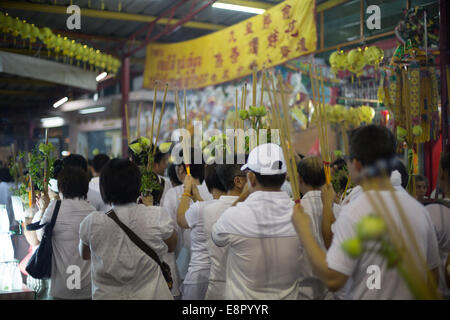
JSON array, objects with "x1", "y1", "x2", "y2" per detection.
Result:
[
  {"x1": 309, "y1": 63, "x2": 331, "y2": 185},
  {"x1": 145, "y1": 115, "x2": 149, "y2": 138},
  {"x1": 136, "y1": 102, "x2": 142, "y2": 138},
  {"x1": 235, "y1": 88, "x2": 239, "y2": 131},
  {"x1": 149, "y1": 81, "x2": 158, "y2": 152},
  {"x1": 43, "y1": 129, "x2": 49, "y2": 194},
  {"x1": 263, "y1": 73, "x2": 275, "y2": 129},
  {"x1": 268, "y1": 72, "x2": 301, "y2": 203},
  {"x1": 361, "y1": 175, "x2": 441, "y2": 299},
  {"x1": 27, "y1": 152, "x2": 33, "y2": 208},
  {"x1": 260, "y1": 70, "x2": 265, "y2": 107},
  {"x1": 340, "y1": 176, "x2": 351, "y2": 203}
]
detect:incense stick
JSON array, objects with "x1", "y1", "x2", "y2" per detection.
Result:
[
  {"x1": 260, "y1": 71, "x2": 266, "y2": 107},
  {"x1": 136, "y1": 102, "x2": 142, "y2": 138},
  {"x1": 153, "y1": 83, "x2": 168, "y2": 156},
  {"x1": 149, "y1": 81, "x2": 158, "y2": 145},
  {"x1": 184, "y1": 89, "x2": 188, "y2": 128},
  {"x1": 252, "y1": 67, "x2": 257, "y2": 107}
]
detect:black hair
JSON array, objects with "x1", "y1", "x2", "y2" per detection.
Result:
[
  {"x1": 298, "y1": 156, "x2": 326, "y2": 188},
  {"x1": 63, "y1": 154, "x2": 88, "y2": 172},
  {"x1": 57, "y1": 166, "x2": 89, "y2": 200},
  {"x1": 52, "y1": 159, "x2": 63, "y2": 180},
  {"x1": 331, "y1": 158, "x2": 346, "y2": 171},
  {"x1": 168, "y1": 163, "x2": 182, "y2": 187},
  {"x1": 216, "y1": 155, "x2": 246, "y2": 191},
  {"x1": 177, "y1": 147, "x2": 205, "y2": 183},
  {"x1": 129, "y1": 139, "x2": 166, "y2": 166},
  {"x1": 204, "y1": 164, "x2": 226, "y2": 193},
  {"x1": 415, "y1": 174, "x2": 428, "y2": 185},
  {"x1": 349, "y1": 125, "x2": 396, "y2": 170},
  {"x1": 0, "y1": 167, "x2": 13, "y2": 183},
  {"x1": 251, "y1": 170, "x2": 286, "y2": 189},
  {"x1": 391, "y1": 157, "x2": 408, "y2": 189},
  {"x1": 93, "y1": 154, "x2": 110, "y2": 173},
  {"x1": 100, "y1": 158, "x2": 141, "y2": 205}
]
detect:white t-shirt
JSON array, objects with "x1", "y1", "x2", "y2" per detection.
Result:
[
  {"x1": 158, "y1": 175, "x2": 172, "y2": 206},
  {"x1": 212, "y1": 191, "x2": 306, "y2": 300},
  {"x1": 184, "y1": 200, "x2": 215, "y2": 285},
  {"x1": 41, "y1": 198, "x2": 95, "y2": 299},
  {"x1": 203, "y1": 195, "x2": 238, "y2": 300},
  {"x1": 79, "y1": 203, "x2": 174, "y2": 300},
  {"x1": 87, "y1": 177, "x2": 111, "y2": 213},
  {"x1": 426, "y1": 199, "x2": 450, "y2": 299},
  {"x1": 299, "y1": 190, "x2": 334, "y2": 299},
  {"x1": 327, "y1": 189, "x2": 441, "y2": 300},
  {"x1": 161, "y1": 183, "x2": 213, "y2": 296}
]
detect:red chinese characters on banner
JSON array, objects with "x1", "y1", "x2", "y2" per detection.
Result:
[
  {"x1": 267, "y1": 29, "x2": 279, "y2": 48},
  {"x1": 263, "y1": 14, "x2": 272, "y2": 29},
  {"x1": 280, "y1": 46, "x2": 291, "y2": 58},
  {"x1": 285, "y1": 19, "x2": 297, "y2": 34},
  {"x1": 245, "y1": 22, "x2": 254, "y2": 35},
  {"x1": 281, "y1": 4, "x2": 292, "y2": 19},
  {"x1": 230, "y1": 47, "x2": 240, "y2": 64},
  {"x1": 229, "y1": 30, "x2": 237, "y2": 43},
  {"x1": 249, "y1": 37, "x2": 259, "y2": 55},
  {"x1": 214, "y1": 53, "x2": 223, "y2": 68},
  {"x1": 296, "y1": 37, "x2": 308, "y2": 52},
  {"x1": 223, "y1": 69, "x2": 230, "y2": 79},
  {"x1": 211, "y1": 73, "x2": 217, "y2": 82},
  {"x1": 237, "y1": 65, "x2": 244, "y2": 74}
]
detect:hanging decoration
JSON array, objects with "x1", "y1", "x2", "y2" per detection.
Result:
[
  {"x1": 0, "y1": 12, "x2": 121, "y2": 74},
  {"x1": 329, "y1": 46, "x2": 384, "y2": 76}
]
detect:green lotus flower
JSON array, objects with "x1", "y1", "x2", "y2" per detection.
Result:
[
  {"x1": 140, "y1": 136, "x2": 151, "y2": 148},
  {"x1": 248, "y1": 106, "x2": 259, "y2": 117},
  {"x1": 412, "y1": 125, "x2": 422, "y2": 137},
  {"x1": 396, "y1": 126, "x2": 407, "y2": 140},
  {"x1": 129, "y1": 142, "x2": 142, "y2": 155},
  {"x1": 239, "y1": 110, "x2": 249, "y2": 120},
  {"x1": 256, "y1": 106, "x2": 267, "y2": 117},
  {"x1": 356, "y1": 215, "x2": 386, "y2": 241},
  {"x1": 342, "y1": 237, "x2": 363, "y2": 258}
]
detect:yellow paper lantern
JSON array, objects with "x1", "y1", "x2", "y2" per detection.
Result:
[
  {"x1": 81, "y1": 45, "x2": 89, "y2": 62},
  {"x1": 30, "y1": 24, "x2": 40, "y2": 43},
  {"x1": 20, "y1": 21, "x2": 31, "y2": 39},
  {"x1": 364, "y1": 46, "x2": 384, "y2": 66},
  {"x1": 347, "y1": 48, "x2": 366, "y2": 76}
]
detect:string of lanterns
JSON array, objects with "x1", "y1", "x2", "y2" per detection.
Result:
[
  {"x1": 329, "y1": 46, "x2": 384, "y2": 77},
  {"x1": 0, "y1": 12, "x2": 121, "y2": 74}
]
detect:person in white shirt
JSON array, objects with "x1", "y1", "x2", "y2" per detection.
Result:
[
  {"x1": 296, "y1": 156, "x2": 334, "y2": 299},
  {"x1": 425, "y1": 152, "x2": 450, "y2": 299},
  {"x1": 38, "y1": 166, "x2": 94, "y2": 299},
  {"x1": 79, "y1": 158, "x2": 177, "y2": 300},
  {"x1": 212, "y1": 143, "x2": 306, "y2": 300},
  {"x1": 87, "y1": 154, "x2": 111, "y2": 212},
  {"x1": 204, "y1": 159, "x2": 247, "y2": 300},
  {"x1": 292, "y1": 125, "x2": 441, "y2": 299},
  {"x1": 177, "y1": 164, "x2": 227, "y2": 300}
]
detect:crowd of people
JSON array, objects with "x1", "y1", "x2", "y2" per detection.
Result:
[{"x1": 0, "y1": 124, "x2": 449, "y2": 300}]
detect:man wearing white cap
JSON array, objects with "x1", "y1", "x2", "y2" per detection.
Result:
[{"x1": 211, "y1": 143, "x2": 307, "y2": 299}]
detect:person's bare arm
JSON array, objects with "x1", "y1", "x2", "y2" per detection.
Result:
[
  {"x1": 79, "y1": 241, "x2": 91, "y2": 260},
  {"x1": 163, "y1": 231, "x2": 178, "y2": 253},
  {"x1": 232, "y1": 183, "x2": 249, "y2": 206},
  {"x1": 321, "y1": 184, "x2": 336, "y2": 249},
  {"x1": 177, "y1": 175, "x2": 194, "y2": 229},
  {"x1": 292, "y1": 203, "x2": 348, "y2": 291},
  {"x1": 23, "y1": 217, "x2": 40, "y2": 247}
]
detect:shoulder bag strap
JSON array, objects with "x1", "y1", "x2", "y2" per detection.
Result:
[
  {"x1": 106, "y1": 209, "x2": 164, "y2": 267},
  {"x1": 26, "y1": 200, "x2": 61, "y2": 231}
]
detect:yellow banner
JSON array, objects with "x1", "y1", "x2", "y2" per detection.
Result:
[{"x1": 143, "y1": 0, "x2": 317, "y2": 90}]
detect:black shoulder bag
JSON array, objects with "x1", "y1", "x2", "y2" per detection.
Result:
[
  {"x1": 106, "y1": 209, "x2": 173, "y2": 290},
  {"x1": 25, "y1": 200, "x2": 62, "y2": 279}
]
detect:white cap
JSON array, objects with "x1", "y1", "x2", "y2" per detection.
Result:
[
  {"x1": 49, "y1": 178, "x2": 59, "y2": 193},
  {"x1": 240, "y1": 143, "x2": 287, "y2": 175}
]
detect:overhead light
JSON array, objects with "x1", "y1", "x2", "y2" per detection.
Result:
[
  {"x1": 41, "y1": 117, "x2": 64, "y2": 128},
  {"x1": 212, "y1": 2, "x2": 265, "y2": 14},
  {"x1": 61, "y1": 150, "x2": 71, "y2": 157},
  {"x1": 53, "y1": 97, "x2": 68, "y2": 108},
  {"x1": 79, "y1": 106, "x2": 106, "y2": 114},
  {"x1": 96, "y1": 72, "x2": 108, "y2": 82}
]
